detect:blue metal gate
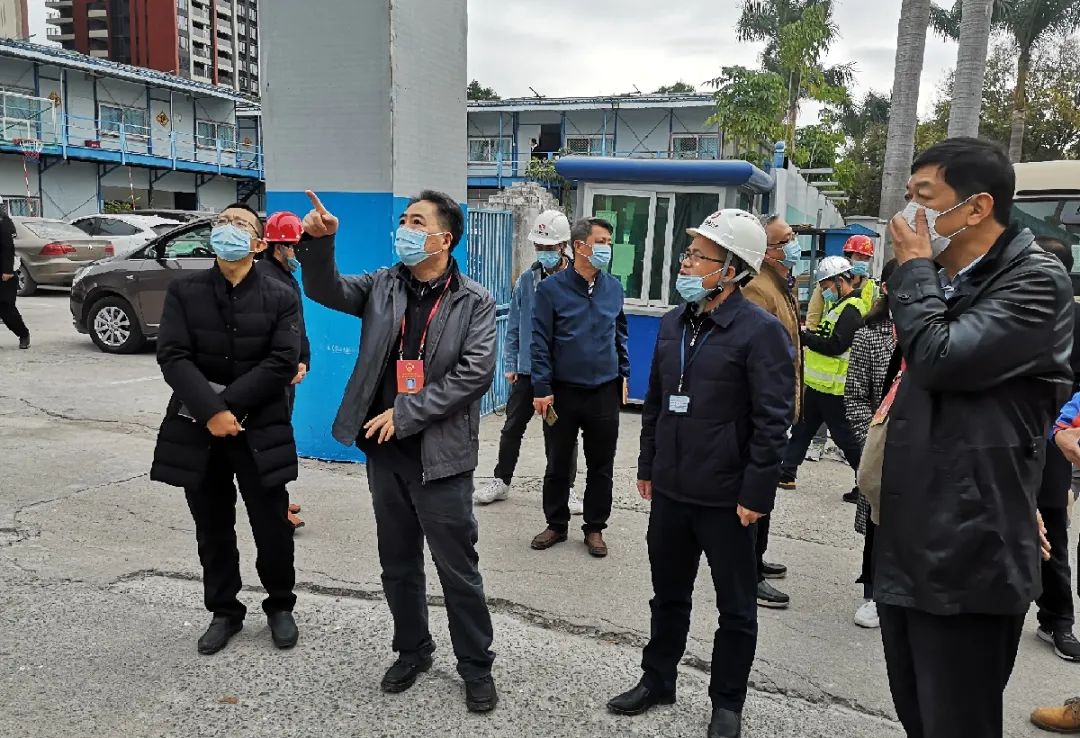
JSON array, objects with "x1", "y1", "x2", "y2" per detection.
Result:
[{"x1": 466, "y1": 209, "x2": 515, "y2": 415}]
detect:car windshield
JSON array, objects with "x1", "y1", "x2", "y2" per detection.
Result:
[
  {"x1": 23, "y1": 221, "x2": 90, "y2": 240},
  {"x1": 152, "y1": 224, "x2": 180, "y2": 236},
  {"x1": 1012, "y1": 198, "x2": 1080, "y2": 273}
]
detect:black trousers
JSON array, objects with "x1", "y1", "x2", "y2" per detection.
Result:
[
  {"x1": 367, "y1": 457, "x2": 495, "y2": 682},
  {"x1": 641, "y1": 492, "x2": 758, "y2": 711},
  {"x1": 755, "y1": 516, "x2": 771, "y2": 582},
  {"x1": 780, "y1": 388, "x2": 862, "y2": 480},
  {"x1": 541, "y1": 380, "x2": 620, "y2": 534},
  {"x1": 1036, "y1": 505, "x2": 1075, "y2": 632},
  {"x1": 856, "y1": 519, "x2": 876, "y2": 599},
  {"x1": 184, "y1": 436, "x2": 296, "y2": 620},
  {"x1": 0, "y1": 277, "x2": 28, "y2": 340},
  {"x1": 493, "y1": 375, "x2": 577, "y2": 485},
  {"x1": 879, "y1": 604, "x2": 1024, "y2": 738}
]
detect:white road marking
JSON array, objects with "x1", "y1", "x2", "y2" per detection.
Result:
[{"x1": 109, "y1": 376, "x2": 161, "y2": 386}]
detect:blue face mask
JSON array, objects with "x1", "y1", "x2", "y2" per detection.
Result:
[
  {"x1": 286, "y1": 256, "x2": 300, "y2": 273},
  {"x1": 587, "y1": 244, "x2": 612, "y2": 270},
  {"x1": 395, "y1": 227, "x2": 446, "y2": 267},
  {"x1": 210, "y1": 224, "x2": 253, "y2": 262},
  {"x1": 536, "y1": 251, "x2": 562, "y2": 270},
  {"x1": 782, "y1": 241, "x2": 802, "y2": 269},
  {"x1": 850, "y1": 261, "x2": 870, "y2": 278},
  {"x1": 676, "y1": 274, "x2": 710, "y2": 304},
  {"x1": 822, "y1": 287, "x2": 837, "y2": 304}
]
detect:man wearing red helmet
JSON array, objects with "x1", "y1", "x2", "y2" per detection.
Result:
[
  {"x1": 257, "y1": 211, "x2": 312, "y2": 531},
  {"x1": 806, "y1": 235, "x2": 878, "y2": 331}
]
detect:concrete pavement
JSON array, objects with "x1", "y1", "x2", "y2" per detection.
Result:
[{"x1": 1, "y1": 293, "x2": 1077, "y2": 738}]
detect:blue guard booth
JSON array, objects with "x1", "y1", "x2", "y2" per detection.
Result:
[{"x1": 555, "y1": 156, "x2": 776, "y2": 402}]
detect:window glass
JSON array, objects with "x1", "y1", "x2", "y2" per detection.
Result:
[
  {"x1": 153, "y1": 223, "x2": 181, "y2": 236},
  {"x1": 566, "y1": 135, "x2": 614, "y2": 156},
  {"x1": 162, "y1": 225, "x2": 213, "y2": 258},
  {"x1": 97, "y1": 218, "x2": 140, "y2": 236},
  {"x1": 591, "y1": 193, "x2": 650, "y2": 300},
  {"x1": 649, "y1": 196, "x2": 671, "y2": 302},
  {"x1": 100, "y1": 104, "x2": 149, "y2": 137},
  {"x1": 1012, "y1": 199, "x2": 1080, "y2": 271},
  {"x1": 668, "y1": 193, "x2": 722, "y2": 304},
  {"x1": 468, "y1": 136, "x2": 512, "y2": 163},
  {"x1": 72, "y1": 218, "x2": 98, "y2": 235}
]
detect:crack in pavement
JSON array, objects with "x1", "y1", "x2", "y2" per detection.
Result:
[
  {"x1": 0, "y1": 394, "x2": 159, "y2": 435},
  {"x1": 106, "y1": 567, "x2": 898, "y2": 725}
]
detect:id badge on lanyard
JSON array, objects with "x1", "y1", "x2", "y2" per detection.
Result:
[
  {"x1": 397, "y1": 278, "x2": 451, "y2": 395},
  {"x1": 670, "y1": 322, "x2": 713, "y2": 415}
]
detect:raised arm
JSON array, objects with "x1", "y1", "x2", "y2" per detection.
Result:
[{"x1": 294, "y1": 190, "x2": 376, "y2": 317}]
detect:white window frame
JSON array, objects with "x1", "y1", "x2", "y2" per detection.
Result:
[
  {"x1": 565, "y1": 134, "x2": 615, "y2": 156},
  {"x1": 196, "y1": 119, "x2": 237, "y2": 151},
  {"x1": 670, "y1": 133, "x2": 721, "y2": 160},
  {"x1": 98, "y1": 103, "x2": 150, "y2": 141},
  {"x1": 467, "y1": 135, "x2": 513, "y2": 164}
]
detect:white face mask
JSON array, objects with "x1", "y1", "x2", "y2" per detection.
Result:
[{"x1": 900, "y1": 196, "x2": 974, "y2": 257}]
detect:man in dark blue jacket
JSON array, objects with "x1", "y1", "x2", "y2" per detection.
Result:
[
  {"x1": 607, "y1": 209, "x2": 794, "y2": 738},
  {"x1": 530, "y1": 216, "x2": 629, "y2": 558}
]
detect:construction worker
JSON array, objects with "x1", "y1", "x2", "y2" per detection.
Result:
[
  {"x1": 777, "y1": 256, "x2": 866, "y2": 503},
  {"x1": 256, "y1": 211, "x2": 312, "y2": 531},
  {"x1": 805, "y1": 234, "x2": 877, "y2": 330}
]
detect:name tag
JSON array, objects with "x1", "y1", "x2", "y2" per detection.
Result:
[
  {"x1": 668, "y1": 394, "x2": 691, "y2": 414},
  {"x1": 396, "y1": 359, "x2": 425, "y2": 395}
]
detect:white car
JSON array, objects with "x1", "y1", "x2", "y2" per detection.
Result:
[{"x1": 69, "y1": 214, "x2": 183, "y2": 255}]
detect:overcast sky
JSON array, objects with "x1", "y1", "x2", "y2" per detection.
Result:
[
  {"x1": 467, "y1": 0, "x2": 960, "y2": 120},
  {"x1": 28, "y1": 0, "x2": 959, "y2": 120}
]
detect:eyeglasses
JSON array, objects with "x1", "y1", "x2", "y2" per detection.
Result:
[
  {"x1": 680, "y1": 249, "x2": 726, "y2": 266},
  {"x1": 213, "y1": 215, "x2": 260, "y2": 238}
]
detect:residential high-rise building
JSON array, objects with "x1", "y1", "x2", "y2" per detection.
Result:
[
  {"x1": 46, "y1": 0, "x2": 259, "y2": 96},
  {"x1": 0, "y1": 0, "x2": 30, "y2": 40}
]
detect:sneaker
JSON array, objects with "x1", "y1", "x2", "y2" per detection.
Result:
[
  {"x1": 474, "y1": 479, "x2": 510, "y2": 506},
  {"x1": 777, "y1": 476, "x2": 796, "y2": 491},
  {"x1": 757, "y1": 580, "x2": 790, "y2": 609},
  {"x1": 568, "y1": 486, "x2": 584, "y2": 516},
  {"x1": 760, "y1": 561, "x2": 787, "y2": 580},
  {"x1": 1038, "y1": 626, "x2": 1080, "y2": 662},
  {"x1": 854, "y1": 600, "x2": 880, "y2": 629},
  {"x1": 843, "y1": 487, "x2": 860, "y2": 504},
  {"x1": 18, "y1": 335, "x2": 29, "y2": 350}
]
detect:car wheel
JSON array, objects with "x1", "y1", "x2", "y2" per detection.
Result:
[
  {"x1": 89, "y1": 296, "x2": 146, "y2": 354},
  {"x1": 16, "y1": 268, "x2": 36, "y2": 297}
]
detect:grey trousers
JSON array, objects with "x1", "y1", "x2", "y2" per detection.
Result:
[{"x1": 367, "y1": 457, "x2": 495, "y2": 682}]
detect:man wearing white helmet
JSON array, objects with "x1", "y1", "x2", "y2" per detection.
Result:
[
  {"x1": 777, "y1": 255, "x2": 866, "y2": 500},
  {"x1": 608, "y1": 209, "x2": 794, "y2": 738},
  {"x1": 474, "y1": 210, "x2": 581, "y2": 510}
]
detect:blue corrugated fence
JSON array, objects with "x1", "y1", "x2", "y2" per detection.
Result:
[{"x1": 466, "y1": 208, "x2": 514, "y2": 415}]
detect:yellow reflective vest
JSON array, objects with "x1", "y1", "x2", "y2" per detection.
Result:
[{"x1": 804, "y1": 293, "x2": 870, "y2": 396}]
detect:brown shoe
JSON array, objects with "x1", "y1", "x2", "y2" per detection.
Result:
[
  {"x1": 1031, "y1": 698, "x2": 1080, "y2": 733},
  {"x1": 288, "y1": 503, "x2": 302, "y2": 514},
  {"x1": 288, "y1": 512, "x2": 305, "y2": 530},
  {"x1": 531, "y1": 528, "x2": 567, "y2": 550},
  {"x1": 585, "y1": 531, "x2": 608, "y2": 558}
]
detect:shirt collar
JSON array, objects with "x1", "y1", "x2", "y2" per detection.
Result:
[{"x1": 938, "y1": 255, "x2": 984, "y2": 300}]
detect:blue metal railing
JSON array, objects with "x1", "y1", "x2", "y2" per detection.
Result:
[{"x1": 466, "y1": 208, "x2": 514, "y2": 415}]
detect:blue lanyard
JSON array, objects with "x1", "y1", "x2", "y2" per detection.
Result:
[{"x1": 679, "y1": 322, "x2": 714, "y2": 393}]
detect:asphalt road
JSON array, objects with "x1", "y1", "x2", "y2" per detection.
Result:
[{"x1": 1, "y1": 292, "x2": 1076, "y2": 738}]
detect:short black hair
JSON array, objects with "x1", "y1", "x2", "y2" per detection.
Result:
[
  {"x1": 911, "y1": 137, "x2": 1015, "y2": 227},
  {"x1": 408, "y1": 190, "x2": 465, "y2": 248},
  {"x1": 570, "y1": 217, "x2": 614, "y2": 244},
  {"x1": 1037, "y1": 235, "x2": 1074, "y2": 273},
  {"x1": 222, "y1": 201, "x2": 264, "y2": 237}
]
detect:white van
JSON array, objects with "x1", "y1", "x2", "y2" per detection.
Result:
[{"x1": 1013, "y1": 160, "x2": 1080, "y2": 291}]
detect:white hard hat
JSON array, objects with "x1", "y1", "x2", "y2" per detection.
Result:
[
  {"x1": 686, "y1": 209, "x2": 768, "y2": 274},
  {"x1": 530, "y1": 210, "x2": 571, "y2": 246},
  {"x1": 815, "y1": 255, "x2": 854, "y2": 283}
]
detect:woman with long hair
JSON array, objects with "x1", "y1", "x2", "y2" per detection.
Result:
[{"x1": 844, "y1": 258, "x2": 898, "y2": 629}]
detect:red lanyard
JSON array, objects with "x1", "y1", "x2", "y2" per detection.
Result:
[{"x1": 399, "y1": 276, "x2": 453, "y2": 360}]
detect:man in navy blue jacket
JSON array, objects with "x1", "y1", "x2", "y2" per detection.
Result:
[
  {"x1": 530, "y1": 216, "x2": 629, "y2": 558},
  {"x1": 607, "y1": 209, "x2": 794, "y2": 738}
]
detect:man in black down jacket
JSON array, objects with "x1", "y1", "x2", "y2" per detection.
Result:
[
  {"x1": 606, "y1": 210, "x2": 794, "y2": 738},
  {"x1": 151, "y1": 202, "x2": 302, "y2": 656},
  {"x1": 297, "y1": 190, "x2": 499, "y2": 714},
  {"x1": 881, "y1": 138, "x2": 1074, "y2": 738},
  {"x1": 0, "y1": 197, "x2": 29, "y2": 349}
]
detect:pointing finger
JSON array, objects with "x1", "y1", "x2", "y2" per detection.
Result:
[{"x1": 305, "y1": 190, "x2": 329, "y2": 215}]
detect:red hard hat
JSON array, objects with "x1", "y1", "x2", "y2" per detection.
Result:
[
  {"x1": 265, "y1": 211, "x2": 303, "y2": 244},
  {"x1": 843, "y1": 234, "x2": 875, "y2": 257}
]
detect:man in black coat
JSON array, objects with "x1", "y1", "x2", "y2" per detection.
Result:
[
  {"x1": 1031, "y1": 236, "x2": 1080, "y2": 662},
  {"x1": 881, "y1": 138, "x2": 1074, "y2": 738},
  {"x1": 606, "y1": 210, "x2": 794, "y2": 738},
  {"x1": 0, "y1": 197, "x2": 29, "y2": 349},
  {"x1": 151, "y1": 202, "x2": 302, "y2": 656}
]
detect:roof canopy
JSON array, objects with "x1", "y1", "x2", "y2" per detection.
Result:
[{"x1": 554, "y1": 156, "x2": 774, "y2": 192}]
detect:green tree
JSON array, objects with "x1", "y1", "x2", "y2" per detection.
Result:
[
  {"x1": 737, "y1": 0, "x2": 855, "y2": 150},
  {"x1": 931, "y1": 0, "x2": 1080, "y2": 160},
  {"x1": 466, "y1": 80, "x2": 500, "y2": 101},
  {"x1": 704, "y1": 66, "x2": 788, "y2": 155},
  {"x1": 653, "y1": 81, "x2": 697, "y2": 94},
  {"x1": 793, "y1": 123, "x2": 846, "y2": 168},
  {"x1": 834, "y1": 92, "x2": 893, "y2": 217}
]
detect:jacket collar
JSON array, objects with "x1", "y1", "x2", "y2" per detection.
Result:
[
  {"x1": 396, "y1": 258, "x2": 461, "y2": 296},
  {"x1": 212, "y1": 260, "x2": 259, "y2": 294},
  {"x1": 683, "y1": 289, "x2": 746, "y2": 329},
  {"x1": 948, "y1": 225, "x2": 1031, "y2": 303}
]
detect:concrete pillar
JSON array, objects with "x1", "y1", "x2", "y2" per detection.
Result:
[{"x1": 261, "y1": 0, "x2": 467, "y2": 461}]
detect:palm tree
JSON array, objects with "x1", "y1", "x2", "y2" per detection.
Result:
[
  {"x1": 932, "y1": 0, "x2": 1080, "y2": 161},
  {"x1": 879, "y1": 0, "x2": 933, "y2": 223},
  {"x1": 947, "y1": 0, "x2": 995, "y2": 137}
]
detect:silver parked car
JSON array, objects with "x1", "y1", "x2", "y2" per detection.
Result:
[
  {"x1": 14, "y1": 217, "x2": 114, "y2": 297},
  {"x1": 70, "y1": 214, "x2": 182, "y2": 256}
]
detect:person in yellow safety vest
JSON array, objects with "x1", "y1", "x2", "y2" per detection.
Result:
[
  {"x1": 805, "y1": 234, "x2": 878, "y2": 329},
  {"x1": 777, "y1": 255, "x2": 867, "y2": 502}
]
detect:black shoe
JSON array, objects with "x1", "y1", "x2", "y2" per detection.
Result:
[
  {"x1": 197, "y1": 616, "x2": 242, "y2": 655},
  {"x1": 777, "y1": 476, "x2": 796, "y2": 490},
  {"x1": 380, "y1": 655, "x2": 433, "y2": 693},
  {"x1": 18, "y1": 335, "x2": 29, "y2": 350},
  {"x1": 708, "y1": 707, "x2": 742, "y2": 738},
  {"x1": 465, "y1": 675, "x2": 499, "y2": 713},
  {"x1": 1038, "y1": 626, "x2": 1080, "y2": 662},
  {"x1": 843, "y1": 487, "x2": 860, "y2": 504},
  {"x1": 757, "y1": 580, "x2": 790, "y2": 609},
  {"x1": 267, "y1": 611, "x2": 298, "y2": 649},
  {"x1": 607, "y1": 682, "x2": 676, "y2": 716},
  {"x1": 761, "y1": 561, "x2": 787, "y2": 580}
]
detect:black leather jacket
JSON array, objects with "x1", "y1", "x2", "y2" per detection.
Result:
[{"x1": 875, "y1": 226, "x2": 1074, "y2": 616}]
